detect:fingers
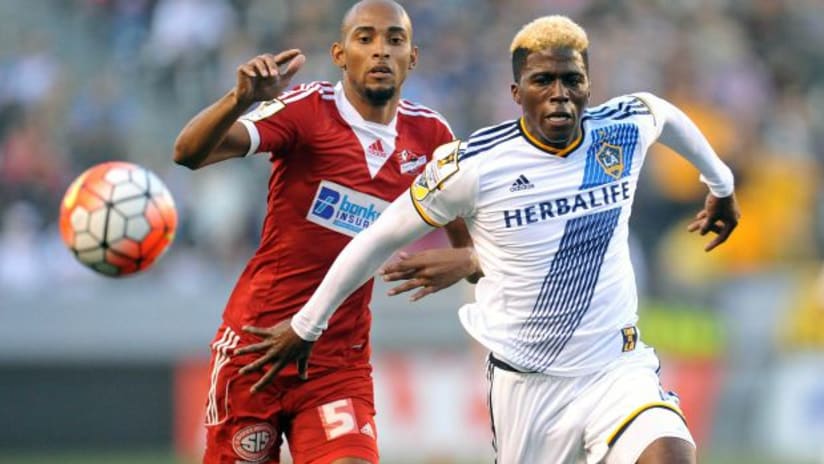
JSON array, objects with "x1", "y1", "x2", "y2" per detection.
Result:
[
  {"x1": 409, "y1": 285, "x2": 438, "y2": 302},
  {"x1": 387, "y1": 279, "x2": 424, "y2": 296},
  {"x1": 382, "y1": 268, "x2": 417, "y2": 282},
  {"x1": 273, "y1": 49, "x2": 302, "y2": 65},
  {"x1": 704, "y1": 217, "x2": 738, "y2": 251},
  {"x1": 239, "y1": 50, "x2": 303, "y2": 79},
  {"x1": 281, "y1": 54, "x2": 305, "y2": 81},
  {"x1": 233, "y1": 340, "x2": 270, "y2": 356},
  {"x1": 297, "y1": 357, "x2": 309, "y2": 381},
  {"x1": 686, "y1": 210, "x2": 707, "y2": 233},
  {"x1": 251, "y1": 360, "x2": 285, "y2": 393},
  {"x1": 242, "y1": 325, "x2": 271, "y2": 337},
  {"x1": 704, "y1": 225, "x2": 733, "y2": 252},
  {"x1": 239, "y1": 353, "x2": 272, "y2": 375},
  {"x1": 261, "y1": 54, "x2": 279, "y2": 77},
  {"x1": 381, "y1": 252, "x2": 415, "y2": 276},
  {"x1": 238, "y1": 63, "x2": 257, "y2": 78}
]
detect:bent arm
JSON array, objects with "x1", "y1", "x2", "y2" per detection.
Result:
[
  {"x1": 173, "y1": 91, "x2": 252, "y2": 170},
  {"x1": 444, "y1": 219, "x2": 482, "y2": 283},
  {"x1": 640, "y1": 93, "x2": 735, "y2": 196},
  {"x1": 291, "y1": 194, "x2": 434, "y2": 341}
]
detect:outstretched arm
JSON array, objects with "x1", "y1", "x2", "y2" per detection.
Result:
[
  {"x1": 640, "y1": 93, "x2": 741, "y2": 251},
  {"x1": 380, "y1": 219, "x2": 483, "y2": 302},
  {"x1": 236, "y1": 193, "x2": 434, "y2": 391}
]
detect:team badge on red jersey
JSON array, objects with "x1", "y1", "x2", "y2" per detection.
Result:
[
  {"x1": 397, "y1": 149, "x2": 427, "y2": 175},
  {"x1": 232, "y1": 423, "x2": 276, "y2": 462}
]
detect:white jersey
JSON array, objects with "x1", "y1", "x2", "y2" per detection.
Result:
[{"x1": 410, "y1": 93, "x2": 665, "y2": 375}]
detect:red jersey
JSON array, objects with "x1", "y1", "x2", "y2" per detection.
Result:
[{"x1": 225, "y1": 81, "x2": 454, "y2": 370}]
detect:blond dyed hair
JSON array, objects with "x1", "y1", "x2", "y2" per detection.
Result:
[{"x1": 510, "y1": 15, "x2": 588, "y2": 54}]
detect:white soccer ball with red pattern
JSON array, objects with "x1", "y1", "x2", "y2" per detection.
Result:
[{"x1": 59, "y1": 161, "x2": 178, "y2": 276}]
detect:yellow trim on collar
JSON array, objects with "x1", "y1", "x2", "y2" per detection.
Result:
[{"x1": 519, "y1": 117, "x2": 583, "y2": 157}]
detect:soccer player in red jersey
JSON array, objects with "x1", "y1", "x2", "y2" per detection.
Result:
[{"x1": 173, "y1": 1, "x2": 469, "y2": 462}]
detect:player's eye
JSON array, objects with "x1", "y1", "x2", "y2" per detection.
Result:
[
  {"x1": 357, "y1": 36, "x2": 371, "y2": 44},
  {"x1": 389, "y1": 36, "x2": 405, "y2": 45}
]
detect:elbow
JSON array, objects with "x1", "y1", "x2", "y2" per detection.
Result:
[{"x1": 172, "y1": 138, "x2": 201, "y2": 170}]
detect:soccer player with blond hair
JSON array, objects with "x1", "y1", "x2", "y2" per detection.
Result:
[{"x1": 241, "y1": 15, "x2": 740, "y2": 463}]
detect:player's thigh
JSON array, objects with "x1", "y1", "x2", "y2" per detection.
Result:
[
  {"x1": 487, "y1": 359, "x2": 589, "y2": 464},
  {"x1": 287, "y1": 368, "x2": 379, "y2": 464},
  {"x1": 586, "y1": 348, "x2": 695, "y2": 464},
  {"x1": 204, "y1": 416, "x2": 284, "y2": 464},
  {"x1": 203, "y1": 325, "x2": 284, "y2": 463}
]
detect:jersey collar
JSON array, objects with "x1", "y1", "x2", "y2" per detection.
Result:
[
  {"x1": 333, "y1": 81, "x2": 398, "y2": 132},
  {"x1": 518, "y1": 117, "x2": 584, "y2": 158}
]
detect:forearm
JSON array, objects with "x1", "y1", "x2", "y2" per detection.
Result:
[
  {"x1": 443, "y1": 219, "x2": 483, "y2": 283},
  {"x1": 173, "y1": 90, "x2": 250, "y2": 169},
  {"x1": 291, "y1": 195, "x2": 434, "y2": 341},
  {"x1": 646, "y1": 94, "x2": 735, "y2": 197}
]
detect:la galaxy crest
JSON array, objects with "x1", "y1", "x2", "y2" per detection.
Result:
[{"x1": 595, "y1": 141, "x2": 624, "y2": 179}]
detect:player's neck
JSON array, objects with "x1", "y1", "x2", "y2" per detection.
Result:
[{"x1": 342, "y1": 83, "x2": 399, "y2": 125}]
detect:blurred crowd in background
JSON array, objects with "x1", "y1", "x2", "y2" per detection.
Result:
[
  {"x1": 1, "y1": 0, "x2": 823, "y2": 294},
  {"x1": 1, "y1": 0, "x2": 824, "y2": 462}
]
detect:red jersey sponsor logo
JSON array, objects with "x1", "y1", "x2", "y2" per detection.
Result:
[{"x1": 307, "y1": 180, "x2": 389, "y2": 237}]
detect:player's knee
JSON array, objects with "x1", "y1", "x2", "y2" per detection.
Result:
[
  {"x1": 636, "y1": 437, "x2": 695, "y2": 464},
  {"x1": 329, "y1": 458, "x2": 373, "y2": 464}
]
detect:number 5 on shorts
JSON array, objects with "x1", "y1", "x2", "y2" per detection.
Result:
[{"x1": 318, "y1": 399, "x2": 357, "y2": 440}]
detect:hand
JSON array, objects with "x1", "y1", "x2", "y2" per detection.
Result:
[
  {"x1": 234, "y1": 49, "x2": 306, "y2": 107},
  {"x1": 687, "y1": 193, "x2": 741, "y2": 252},
  {"x1": 235, "y1": 320, "x2": 314, "y2": 392},
  {"x1": 380, "y1": 248, "x2": 481, "y2": 301}
]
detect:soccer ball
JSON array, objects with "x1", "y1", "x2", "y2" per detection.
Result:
[{"x1": 59, "y1": 161, "x2": 178, "y2": 277}]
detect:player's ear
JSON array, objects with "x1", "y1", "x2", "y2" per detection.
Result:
[
  {"x1": 511, "y1": 83, "x2": 521, "y2": 105},
  {"x1": 331, "y1": 42, "x2": 346, "y2": 70},
  {"x1": 408, "y1": 45, "x2": 419, "y2": 70}
]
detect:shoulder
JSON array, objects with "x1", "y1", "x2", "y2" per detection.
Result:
[
  {"x1": 241, "y1": 81, "x2": 334, "y2": 122},
  {"x1": 398, "y1": 99, "x2": 453, "y2": 135},
  {"x1": 458, "y1": 119, "x2": 521, "y2": 163},
  {"x1": 278, "y1": 81, "x2": 335, "y2": 104},
  {"x1": 583, "y1": 93, "x2": 655, "y2": 124}
]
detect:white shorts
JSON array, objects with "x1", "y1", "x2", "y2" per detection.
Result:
[{"x1": 486, "y1": 346, "x2": 695, "y2": 464}]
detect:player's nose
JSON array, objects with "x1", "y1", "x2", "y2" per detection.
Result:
[
  {"x1": 371, "y1": 37, "x2": 391, "y2": 59},
  {"x1": 549, "y1": 80, "x2": 570, "y2": 101}
]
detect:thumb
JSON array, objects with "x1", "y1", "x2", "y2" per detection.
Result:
[
  {"x1": 282, "y1": 54, "x2": 305, "y2": 81},
  {"x1": 297, "y1": 356, "x2": 309, "y2": 380}
]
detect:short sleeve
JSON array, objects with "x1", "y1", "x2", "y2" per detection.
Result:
[
  {"x1": 409, "y1": 140, "x2": 477, "y2": 227},
  {"x1": 238, "y1": 85, "x2": 318, "y2": 158}
]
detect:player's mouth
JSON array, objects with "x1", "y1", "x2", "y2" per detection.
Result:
[
  {"x1": 545, "y1": 111, "x2": 574, "y2": 128},
  {"x1": 367, "y1": 65, "x2": 393, "y2": 79}
]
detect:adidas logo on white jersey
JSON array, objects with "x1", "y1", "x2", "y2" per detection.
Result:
[{"x1": 510, "y1": 174, "x2": 535, "y2": 192}]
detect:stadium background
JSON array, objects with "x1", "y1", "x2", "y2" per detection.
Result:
[{"x1": 1, "y1": 0, "x2": 823, "y2": 462}]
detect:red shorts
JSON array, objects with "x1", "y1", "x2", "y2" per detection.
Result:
[{"x1": 203, "y1": 324, "x2": 379, "y2": 464}]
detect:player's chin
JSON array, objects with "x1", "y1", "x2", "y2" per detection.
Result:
[
  {"x1": 363, "y1": 84, "x2": 396, "y2": 105},
  {"x1": 541, "y1": 122, "x2": 576, "y2": 144}
]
